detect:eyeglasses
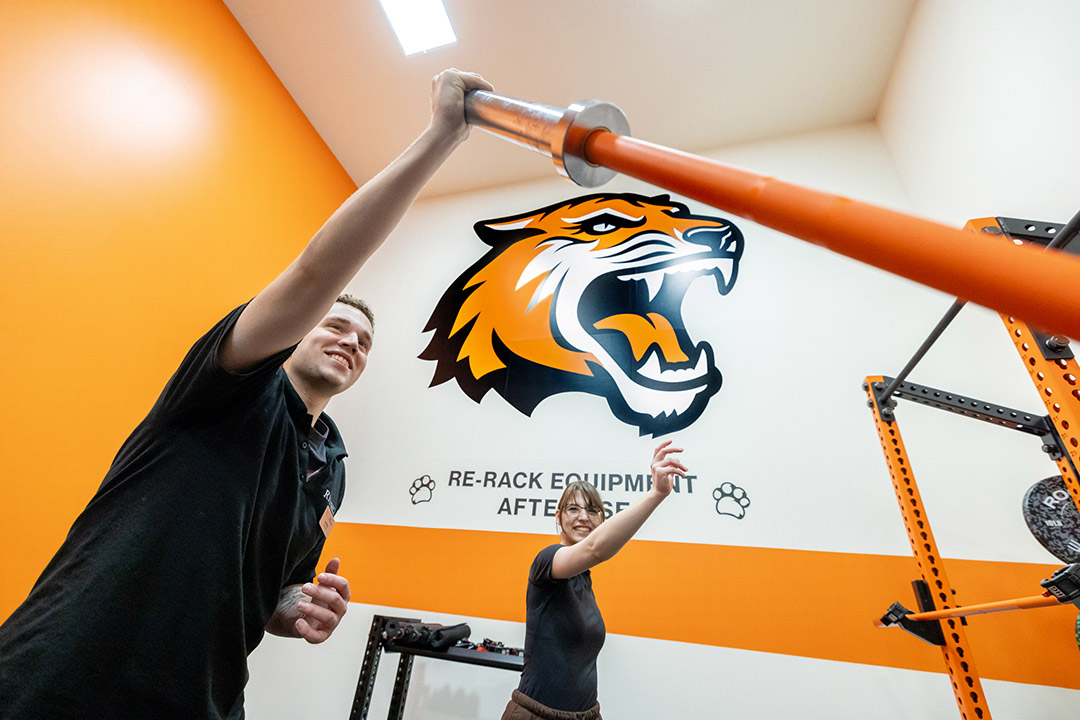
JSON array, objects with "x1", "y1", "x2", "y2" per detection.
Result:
[{"x1": 563, "y1": 504, "x2": 600, "y2": 518}]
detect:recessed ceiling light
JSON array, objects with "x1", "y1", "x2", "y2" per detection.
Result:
[{"x1": 378, "y1": 0, "x2": 458, "y2": 56}]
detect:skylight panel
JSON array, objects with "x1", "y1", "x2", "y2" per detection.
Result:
[{"x1": 379, "y1": 0, "x2": 458, "y2": 56}]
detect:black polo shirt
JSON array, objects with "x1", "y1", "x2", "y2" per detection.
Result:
[
  {"x1": 0, "y1": 304, "x2": 347, "y2": 719},
  {"x1": 517, "y1": 544, "x2": 606, "y2": 712}
]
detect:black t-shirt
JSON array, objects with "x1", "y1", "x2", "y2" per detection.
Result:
[
  {"x1": 517, "y1": 544, "x2": 606, "y2": 712},
  {"x1": 0, "y1": 305, "x2": 347, "y2": 720}
]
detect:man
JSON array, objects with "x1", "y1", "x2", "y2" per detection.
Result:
[{"x1": 0, "y1": 68, "x2": 492, "y2": 719}]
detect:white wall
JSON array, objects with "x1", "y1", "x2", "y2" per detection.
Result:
[
  {"x1": 878, "y1": 0, "x2": 1080, "y2": 226},
  {"x1": 246, "y1": 3, "x2": 1080, "y2": 716},
  {"x1": 323, "y1": 120, "x2": 1051, "y2": 564},
  {"x1": 245, "y1": 117, "x2": 1077, "y2": 718}
]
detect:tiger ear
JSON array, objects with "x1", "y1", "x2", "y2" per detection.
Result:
[
  {"x1": 473, "y1": 216, "x2": 542, "y2": 247},
  {"x1": 647, "y1": 192, "x2": 695, "y2": 216}
]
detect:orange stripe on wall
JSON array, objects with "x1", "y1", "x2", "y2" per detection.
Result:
[{"x1": 323, "y1": 523, "x2": 1079, "y2": 690}]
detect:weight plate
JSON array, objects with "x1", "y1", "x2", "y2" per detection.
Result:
[{"x1": 1022, "y1": 475, "x2": 1080, "y2": 563}]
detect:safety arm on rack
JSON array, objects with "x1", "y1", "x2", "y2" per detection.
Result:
[
  {"x1": 878, "y1": 565, "x2": 1080, "y2": 644},
  {"x1": 876, "y1": 580, "x2": 946, "y2": 646}
]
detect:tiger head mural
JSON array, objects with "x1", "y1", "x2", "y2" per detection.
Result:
[{"x1": 420, "y1": 192, "x2": 744, "y2": 437}]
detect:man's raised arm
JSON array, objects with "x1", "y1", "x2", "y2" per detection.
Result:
[{"x1": 220, "y1": 69, "x2": 492, "y2": 371}]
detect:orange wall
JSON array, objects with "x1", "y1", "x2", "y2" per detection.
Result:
[{"x1": 0, "y1": 0, "x2": 356, "y2": 620}]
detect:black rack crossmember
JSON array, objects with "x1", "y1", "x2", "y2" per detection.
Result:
[{"x1": 869, "y1": 377, "x2": 1067, "y2": 460}]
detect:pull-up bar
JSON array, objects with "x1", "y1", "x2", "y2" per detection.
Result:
[{"x1": 464, "y1": 90, "x2": 1080, "y2": 340}]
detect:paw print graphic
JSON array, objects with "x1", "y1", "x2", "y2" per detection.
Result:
[
  {"x1": 410, "y1": 475, "x2": 436, "y2": 505},
  {"x1": 713, "y1": 482, "x2": 750, "y2": 519}
]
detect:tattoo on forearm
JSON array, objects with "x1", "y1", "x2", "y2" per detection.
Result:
[
  {"x1": 265, "y1": 585, "x2": 306, "y2": 637},
  {"x1": 277, "y1": 585, "x2": 305, "y2": 617}
]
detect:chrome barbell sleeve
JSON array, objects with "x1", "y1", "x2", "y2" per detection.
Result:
[{"x1": 464, "y1": 90, "x2": 630, "y2": 188}]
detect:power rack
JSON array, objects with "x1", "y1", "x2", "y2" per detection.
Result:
[
  {"x1": 866, "y1": 214, "x2": 1080, "y2": 719},
  {"x1": 350, "y1": 615, "x2": 523, "y2": 720}
]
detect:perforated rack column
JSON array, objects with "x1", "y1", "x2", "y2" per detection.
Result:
[
  {"x1": 972, "y1": 216, "x2": 1080, "y2": 518},
  {"x1": 350, "y1": 615, "x2": 524, "y2": 720},
  {"x1": 865, "y1": 376, "x2": 991, "y2": 720},
  {"x1": 351, "y1": 615, "x2": 420, "y2": 720}
]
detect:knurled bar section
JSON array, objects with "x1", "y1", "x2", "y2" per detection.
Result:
[
  {"x1": 865, "y1": 376, "x2": 990, "y2": 720},
  {"x1": 1000, "y1": 314, "x2": 1080, "y2": 516}
]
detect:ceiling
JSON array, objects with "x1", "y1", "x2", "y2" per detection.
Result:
[{"x1": 223, "y1": 0, "x2": 917, "y2": 198}]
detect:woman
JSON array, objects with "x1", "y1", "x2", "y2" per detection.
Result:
[{"x1": 501, "y1": 441, "x2": 687, "y2": 720}]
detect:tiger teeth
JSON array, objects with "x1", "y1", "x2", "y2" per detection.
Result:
[
  {"x1": 639, "y1": 349, "x2": 707, "y2": 382},
  {"x1": 645, "y1": 273, "x2": 663, "y2": 301},
  {"x1": 617, "y1": 258, "x2": 734, "y2": 297}
]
